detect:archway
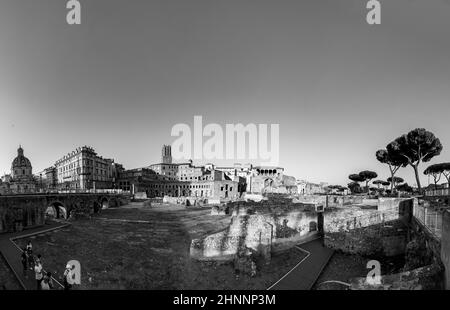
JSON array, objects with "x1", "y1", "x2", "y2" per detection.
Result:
[
  {"x1": 100, "y1": 197, "x2": 109, "y2": 209},
  {"x1": 264, "y1": 178, "x2": 274, "y2": 188},
  {"x1": 309, "y1": 221, "x2": 318, "y2": 232},
  {"x1": 45, "y1": 206, "x2": 57, "y2": 219},
  {"x1": 317, "y1": 213, "x2": 324, "y2": 235},
  {"x1": 47, "y1": 202, "x2": 67, "y2": 219},
  {"x1": 108, "y1": 198, "x2": 119, "y2": 208}
]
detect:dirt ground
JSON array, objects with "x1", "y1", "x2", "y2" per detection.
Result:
[
  {"x1": 313, "y1": 252, "x2": 406, "y2": 290},
  {"x1": 14, "y1": 202, "x2": 307, "y2": 290}
]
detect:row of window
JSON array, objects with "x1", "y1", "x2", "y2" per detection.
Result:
[
  {"x1": 14, "y1": 169, "x2": 30, "y2": 176},
  {"x1": 58, "y1": 158, "x2": 111, "y2": 173}
]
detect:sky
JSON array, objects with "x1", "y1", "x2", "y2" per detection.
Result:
[{"x1": 0, "y1": 0, "x2": 449, "y2": 187}]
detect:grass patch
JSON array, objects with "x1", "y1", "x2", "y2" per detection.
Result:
[{"x1": 14, "y1": 204, "x2": 307, "y2": 289}]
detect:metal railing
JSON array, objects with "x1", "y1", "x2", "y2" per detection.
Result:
[
  {"x1": 56, "y1": 189, "x2": 131, "y2": 195},
  {"x1": 425, "y1": 188, "x2": 450, "y2": 197},
  {"x1": 413, "y1": 203, "x2": 442, "y2": 239}
]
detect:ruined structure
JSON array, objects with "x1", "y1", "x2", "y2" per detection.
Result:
[
  {"x1": 190, "y1": 194, "x2": 450, "y2": 289},
  {"x1": 191, "y1": 197, "x2": 322, "y2": 261},
  {"x1": 0, "y1": 193, "x2": 130, "y2": 233}
]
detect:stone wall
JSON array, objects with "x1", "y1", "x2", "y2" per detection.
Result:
[
  {"x1": 350, "y1": 264, "x2": 443, "y2": 290},
  {"x1": 324, "y1": 198, "x2": 413, "y2": 233},
  {"x1": 0, "y1": 196, "x2": 46, "y2": 233},
  {"x1": 242, "y1": 193, "x2": 266, "y2": 203},
  {"x1": 409, "y1": 200, "x2": 450, "y2": 289},
  {"x1": 0, "y1": 193, "x2": 129, "y2": 233},
  {"x1": 323, "y1": 198, "x2": 414, "y2": 256},
  {"x1": 440, "y1": 210, "x2": 450, "y2": 290},
  {"x1": 162, "y1": 195, "x2": 208, "y2": 206},
  {"x1": 191, "y1": 205, "x2": 319, "y2": 260},
  {"x1": 134, "y1": 192, "x2": 148, "y2": 200},
  {"x1": 378, "y1": 197, "x2": 412, "y2": 213},
  {"x1": 324, "y1": 220, "x2": 407, "y2": 256},
  {"x1": 293, "y1": 195, "x2": 365, "y2": 207}
]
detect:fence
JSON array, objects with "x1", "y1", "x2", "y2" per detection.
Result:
[
  {"x1": 413, "y1": 203, "x2": 442, "y2": 239},
  {"x1": 57, "y1": 189, "x2": 131, "y2": 195},
  {"x1": 425, "y1": 188, "x2": 450, "y2": 197}
]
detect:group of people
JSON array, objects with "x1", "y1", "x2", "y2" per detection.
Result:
[{"x1": 20, "y1": 240, "x2": 77, "y2": 290}]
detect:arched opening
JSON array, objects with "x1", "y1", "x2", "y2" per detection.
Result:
[
  {"x1": 47, "y1": 202, "x2": 67, "y2": 219},
  {"x1": 309, "y1": 221, "x2": 318, "y2": 232},
  {"x1": 264, "y1": 178, "x2": 273, "y2": 188},
  {"x1": 108, "y1": 198, "x2": 119, "y2": 208},
  {"x1": 317, "y1": 213, "x2": 324, "y2": 235},
  {"x1": 45, "y1": 206, "x2": 57, "y2": 219},
  {"x1": 100, "y1": 197, "x2": 109, "y2": 209}
]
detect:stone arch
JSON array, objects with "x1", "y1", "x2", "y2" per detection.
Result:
[
  {"x1": 100, "y1": 196, "x2": 109, "y2": 209},
  {"x1": 45, "y1": 206, "x2": 57, "y2": 219},
  {"x1": 108, "y1": 198, "x2": 119, "y2": 208},
  {"x1": 264, "y1": 178, "x2": 274, "y2": 188},
  {"x1": 47, "y1": 201, "x2": 67, "y2": 219},
  {"x1": 309, "y1": 221, "x2": 318, "y2": 232}
]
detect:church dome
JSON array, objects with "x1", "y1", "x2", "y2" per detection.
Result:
[{"x1": 11, "y1": 146, "x2": 32, "y2": 169}]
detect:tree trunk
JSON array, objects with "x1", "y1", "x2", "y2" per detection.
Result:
[
  {"x1": 413, "y1": 164, "x2": 422, "y2": 194},
  {"x1": 390, "y1": 172, "x2": 395, "y2": 195},
  {"x1": 389, "y1": 165, "x2": 395, "y2": 195}
]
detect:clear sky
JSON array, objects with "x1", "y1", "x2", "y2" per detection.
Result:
[{"x1": 1, "y1": 0, "x2": 449, "y2": 187}]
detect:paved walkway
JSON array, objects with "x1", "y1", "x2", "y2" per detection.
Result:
[
  {"x1": 0, "y1": 221, "x2": 69, "y2": 290},
  {"x1": 268, "y1": 238, "x2": 334, "y2": 290}
]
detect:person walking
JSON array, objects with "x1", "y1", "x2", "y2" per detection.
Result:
[
  {"x1": 35, "y1": 254, "x2": 42, "y2": 266},
  {"x1": 41, "y1": 272, "x2": 54, "y2": 290},
  {"x1": 26, "y1": 241, "x2": 33, "y2": 270},
  {"x1": 26, "y1": 241, "x2": 32, "y2": 252},
  {"x1": 21, "y1": 249, "x2": 28, "y2": 277},
  {"x1": 34, "y1": 261, "x2": 44, "y2": 290},
  {"x1": 63, "y1": 264, "x2": 75, "y2": 290}
]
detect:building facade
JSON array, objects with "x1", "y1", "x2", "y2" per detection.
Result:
[
  {"x1": 213, "y1": 164, "x2": 296, "y2": 195},
  {"x1": 54, "y1": 146, "x2": 116, "y2": 190},
  {"x1": 1, "y1": 146, "x2": 37, "y2": 194},
  {"x1": 117, "y1": 167, "x2": 158, "y2": 193},
  {"x1": 35, "y1": 166, "x2": 58, "y2": 191},
  {"x1": 147, "y1": 163, "x2": 178, "y2": 180},
  {"x1": 161, "y1": 144, "x2": 172, "y2": 164},
  {"x1": 296, "y1": 180, "x2": 328, "y2": 195}
]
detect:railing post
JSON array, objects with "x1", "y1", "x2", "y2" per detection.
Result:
[{"x1": 436, "y1": 212, "x2": 439, "y2": 235}]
